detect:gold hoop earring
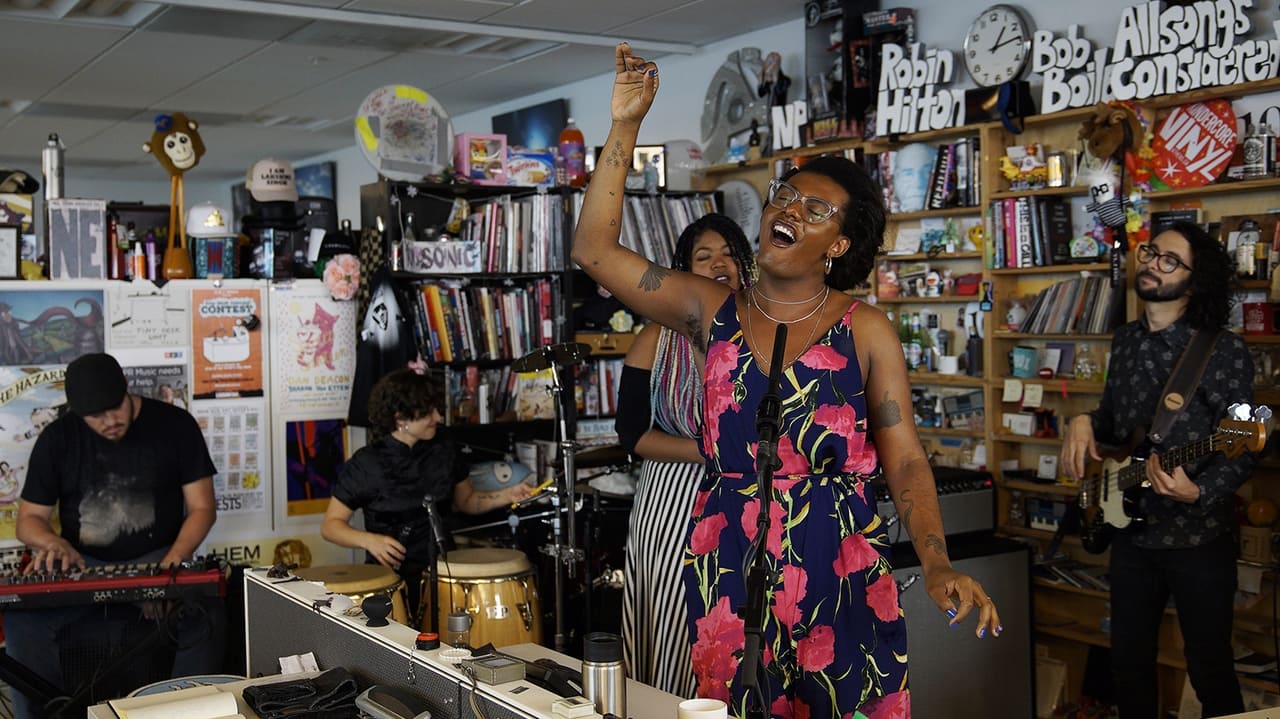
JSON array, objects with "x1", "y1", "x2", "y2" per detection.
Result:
[{"x1": 825, "y1": 256, "x2": 833, "y2": 275}]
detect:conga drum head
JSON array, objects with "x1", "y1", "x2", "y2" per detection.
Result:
[
  {"x1": 438, "y1": 548, "x2": 531, "y2": 578},
  {"x1": 295, "y1": 564, "x2": 408, "y2": 626}
]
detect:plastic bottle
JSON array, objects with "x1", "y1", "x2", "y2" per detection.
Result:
[
  {"x1": 559, "y1": 118, "x2": 586, "y2": 188},
  {"x1": 907, "y1": 313, "x2": 924, "y2": 370},
  {"x1": 42, "y1": 133, "x2": 64, "y2": 201},
  {"x1": 107, "y1": 214, "x2": 123, "y2": 280}
]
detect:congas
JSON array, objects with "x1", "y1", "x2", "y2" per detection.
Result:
[
  {"x1": 294, "y1": 564, "x2": 409, "y2": 626},
  {"x1": 424, "y1": 548, "x2": 542, "y2": 647}
]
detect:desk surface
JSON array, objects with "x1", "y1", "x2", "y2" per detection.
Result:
[{"x1": 86, "y1": 672, "x2": 318, "y2": 719}]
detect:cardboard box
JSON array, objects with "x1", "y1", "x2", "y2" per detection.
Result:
[
  {"x1": 1243, "y1": 302, "x2": 1280, "y2": 335},
  {"x1": 47, "y1": 198, "x2": 107, "y2": 279},
  {"x1": 455, "y1": 133, "x2": 508, "y2": 186}
]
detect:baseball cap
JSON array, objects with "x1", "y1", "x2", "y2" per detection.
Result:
[
  {"x1": 246, "y1": 158, "x2": 298, "y2": 202},
  {"x1": 64, "y1": 353, "x2": 128, "y2": 416},
  {"x1": 187, "y1": 202, "x2": 233, "y2": 237}
]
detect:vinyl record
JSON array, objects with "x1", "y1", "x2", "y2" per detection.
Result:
[
  {"x1": 1149, "y1": 99, "x2": 1236, "y2": 189},
  {"x1": 718, "y1": 179, "x2": 762, "y2": 251},
  {"x1": 354, "y1": 85, "x2": 453, "y2": 182}
]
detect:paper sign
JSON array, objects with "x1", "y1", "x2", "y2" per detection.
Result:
[
  {"x1": 1002, "y1": 378, "x2": 1023, "y2": 402},
  {"x1": 1023, "y1": 383, "x2": 1044, "y2": 408}
]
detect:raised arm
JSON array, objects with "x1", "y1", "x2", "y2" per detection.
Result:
[{"x1": 572, "y1": 43, "x2": 729, "y2": 349}]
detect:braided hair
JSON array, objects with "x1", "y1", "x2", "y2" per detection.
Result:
[
  {"x1": 781, "y1": 156, "x2": 885, "y2": 291},
  {"x1": 672, "y1": 212, "x2": 756, "y2": 285}
]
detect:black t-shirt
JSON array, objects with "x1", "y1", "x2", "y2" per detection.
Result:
[
  {"x1": 22, "y1": 397, "x2": 217, "y2": 561},
  {"x1": 333, "y1": 435, "x2": 465, "y2": 568}
]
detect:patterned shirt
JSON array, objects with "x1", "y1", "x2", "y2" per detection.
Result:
[{"x1": 1089, "y1": 316, "x2": 1256, "y2": 549}]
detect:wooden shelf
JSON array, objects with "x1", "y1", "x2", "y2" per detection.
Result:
[
  {"x1": 993, "y1": 433, "x2": 1063, "y2": 446},
  {"x1": 915, "y1": 425, "x2": 982, "y2": 438},
  {"x1": 1003, "y1": 479, "x2": 1081, "y2": 496},
  {"x1": 1244, "y1": 335, "x2": 1280, "y2": 344},
  {"x1": 700, "y1": 140, "x2": 861, "y2": 175},
  {"x1": 993, "y1": 377, "x2": 1106, "y2": 394},
  {"x1": 1146, "y1": 175, "x2": 1280, "y2": 200},
  {"x1": 1001, "y1": 526, "x2": 1082, "y2": 545},
  {"x1": 992, "y1": 331, "x2": 1112, "y2": 341},
  {"x1": 880, "y1": 251, "x2": 983, "y2": 262},
  {"x1": 988, "y1": 262, "x2": 1110, "y2": 275},
  {"x1": 888, "y1": 206, "x2": 983, "y2": 221},
  {"x1": 904, "y1": 371, "x2": 985, "y2": 387},
  {"x1": 990, "y1": 185, "x2": 1091, "y2": 200},
  {"x1": 877, "y1": 295, "x2": 972, "y2": 304},
  {"x1": 867, "y1": 121, "x2": 993, "y2": 147},
  {"x1": 1145, "y1": 75, "x2": 1280, "y2": 110}
]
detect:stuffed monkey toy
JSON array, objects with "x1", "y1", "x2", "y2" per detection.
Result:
[
  {"x1": 143, "y1": 112, "x2": 205, "y2": 279},
  {"x1": 1078, "y1": 102, "x2": 1143, "y2": 229}
]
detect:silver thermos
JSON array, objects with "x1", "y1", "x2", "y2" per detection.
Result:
[
  {"x1": 42, "y1": 133, "x2": 64, "y2": 201},
  {"x1": 581, "y1": 632, "x2": 625, "y2": 718}
]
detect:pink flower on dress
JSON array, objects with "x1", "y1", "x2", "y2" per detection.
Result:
[
  {"x1": 323, "y1": 254, "x2": 361, "y2": 300},
  {"x1": 740, "y1": 496, "x2": 785, "y2": 558},
  {"x1": 705, "y1": 340, "x2": 739, "y2": 383},
  {"x1": 689, "y1": 512, "x2": 728, "y2": 555},
  {"x1": 833, "y1": 532, "x2": 880, "y2": 577},
  {"x1": 796, "y1": 624, "x2": 836, "y2": 672},
  {"x1": 776, "y1": 434, "x2": 810, "y2": 478},
  {"x1": 691, "y1": 596, "x2": 744, "y2": 702},
  {"x1": 858, "y1": 690, "x2": 910, "y2": 719},
  {"x1": 799, "y1": 343, "x2": 847, "y2": 371},
  {"x1": 692, "y1": 489, "x2": 711, "y2": 518},
  {"x1": 771, "y1": 696, "x2": 812, "y2": 719},
  {"x1": 771, "y1": 564, "x2": 808, "y2": 627},
  {"x1": 866, "y1": 573, "x2": 902, "y2": 623},
  {"x1": 814, "y1": 403, "x2": 859, "y2": 436}
]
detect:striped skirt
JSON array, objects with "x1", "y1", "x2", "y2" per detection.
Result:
[{"x1": 622, "y1": 457, "x2": 704, "y2": 698}]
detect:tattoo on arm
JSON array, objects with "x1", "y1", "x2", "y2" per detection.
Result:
[
  {"x1": 924, "y1": 533, "x2": 947, "y2": 557},
  {"x1": 897, "y1": 489, "x2": 914, "y2": 533},
  {"x1": 638, "y1": 262, "x2": 670, "y2": 292},
  {"x1": 605, "y1": 140, "x2": 628, "y2": 168},
  {"x1": 871, "y1": 391, "x2": 902, "y2": 429}
]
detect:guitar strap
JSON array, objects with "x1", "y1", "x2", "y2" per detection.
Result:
[{"x1": 1148, "y1": 328, "x2": 1222, "y2": 446}]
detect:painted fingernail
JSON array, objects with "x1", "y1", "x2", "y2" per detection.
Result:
[
  {"x1": 946, "y1": 608, "x2": 957, "y2": 618},
  {"x1": 648, "y1": 69, "x2": 658, "y2": 77},
  {"x1": 996, "y1": 625, "x2": 1003, "y2": 636},
  {"x1": 978, "y1": 628, "x2": 986, "y2": 638}
]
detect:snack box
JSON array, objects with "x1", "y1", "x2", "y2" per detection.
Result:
[
  {"x1": 508, "y1": 150, "x2": 556, "y2": 187},
  {"x1": 455, "y1": 133, "x2": 508, "y2": 186}
]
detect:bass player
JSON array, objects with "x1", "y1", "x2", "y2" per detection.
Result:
[{"x1": 1061, "y1": 221, "x2": 1257, "y2": 718}]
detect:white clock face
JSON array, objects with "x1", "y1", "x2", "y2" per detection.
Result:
[{"x1": 963, "y1": 5, "x2": 1031, "y2": 88}]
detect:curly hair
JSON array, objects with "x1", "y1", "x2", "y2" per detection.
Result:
[
  {"x1": 671, "y1": 212, "x2": 756, "y2": 284},
  {"x1": 1168, "y1": 220, "x2": 1236, "y2": 330},
  {"x1": 367, "y1": 368, "x2": 445, "y2": 435},
  {"x1": 781, "y1": 155, "x2": 885, "y2": 291}
]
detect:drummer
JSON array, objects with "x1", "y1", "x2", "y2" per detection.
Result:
[{"x1": 322, "y1": 368, "x2": 533, "y2": 621}]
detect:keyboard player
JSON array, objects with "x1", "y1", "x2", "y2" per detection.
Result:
[{"x1": 6, "y1": 352, "x2": 224, "y2": 719}]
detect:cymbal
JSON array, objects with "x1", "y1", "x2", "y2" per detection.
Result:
[
  {"x1": 511, "y1": 342, "x2": 593, "y2": 373},
  {"x1": 574, "y1": 444, "x2": 629, "y2": 468}
]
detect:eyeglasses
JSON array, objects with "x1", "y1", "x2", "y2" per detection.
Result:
[
  {"x1": 1136, "y1": 243, "x2": 1192, "y2": 274},
  {"x1": 767, "y1": 179, "x2": 842, "y2": 224}
]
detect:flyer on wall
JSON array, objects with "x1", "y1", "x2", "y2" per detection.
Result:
[
  {"x1": 0, "y1": 366, "x2": 66, "y2": 539},
  {"x1": 0, "y1": 288, "x2": 104, "y2": 366},
  {"x1": 191, "y1": 287, "x2": 264, "y2": 399},
  {"x1": 114, "y1": 346, "x2": 192, "y2": 409},
  {"x1": 107, "y1": 283, "x2": 189, "y2": 348},
  {"x1": 283, "y1": 417, "x2": 348, "y2": 517},
  {"x1": 192, "y1": 398, "x2": 268, "y2": 515},
  {"x1": 269, "y1": 282, "x2": 357, "y2": 415}
]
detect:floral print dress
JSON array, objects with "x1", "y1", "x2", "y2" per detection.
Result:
[{"x1": 682, "y1": 294, "x2": 910, "y2": 719}]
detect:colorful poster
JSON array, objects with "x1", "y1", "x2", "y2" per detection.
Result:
[
  {"x1": 204, "y1": 533, "x2": 354, "y2": 570},
  {"x1": 269, "y1": 282, "x2": 357, "y2": 415},
  {"x1": 192, "y1": 399, "x2": 267, "y2": 515},
  {"x1": 115, "y1": 346, "x2": 192, "y2": 409},
  {"x1": 0, "y1": 366, "x2": 67, "y2": 540},
  {"x1": 0, "y1": 289, "x2": 104, "y2": 366},
  {"x1": 284, "y1": 418, "x2": 348, "y2": 517},
  {"x1": 191, "y1": 287, "x2": 264, "y2": 399},
  {"x1": 107, "y1": 283, "x2": 189, "y2": 348}
]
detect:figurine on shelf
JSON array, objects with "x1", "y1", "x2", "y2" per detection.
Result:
[{"x1": 757, "y1": 51, "x2": 791, "y2": 108}]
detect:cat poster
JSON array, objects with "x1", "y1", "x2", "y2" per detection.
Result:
[{"x1": 269, "y1": 280, "x2": 357, "y2": 415}]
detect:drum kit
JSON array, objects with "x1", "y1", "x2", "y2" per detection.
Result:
[{"x1": 296, "y1": 342, "x2": 632, "y2": 652}]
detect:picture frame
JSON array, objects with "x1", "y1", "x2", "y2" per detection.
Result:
[
  {"x1": 632, "y1": 145, "x2": 667, "y2": 190},
  {"x1": 295, "y1": 161, "x2": 337, "y2": 200},
  {"x1": 0, "y1": 224, "x2": 18, "y2": 279}
]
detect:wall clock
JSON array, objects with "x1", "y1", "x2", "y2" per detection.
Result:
[{"x1": 962, "y1": 4, "x2": 1033, "y2": 88}]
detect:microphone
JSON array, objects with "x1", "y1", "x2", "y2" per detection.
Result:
[
  {"x1": 755, "y1": 323, "x2": 787, "y2": 471},
  {"x1": 422, "y1": 495, "x2": 450, "y2": 555}
]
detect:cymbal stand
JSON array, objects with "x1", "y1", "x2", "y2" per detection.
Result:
[{"x1": 542, "y1": 356, "x2": 583, "y2": 653}]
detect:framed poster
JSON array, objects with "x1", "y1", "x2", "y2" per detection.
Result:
[{"x1": 0, "y1": 225, "x2": 19, "y2": 279}]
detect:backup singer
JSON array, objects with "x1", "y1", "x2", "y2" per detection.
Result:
[
  {"x1": 618, "y1": 213, "x2": 755, "y2": 696},
  {"x1": 572, "y1": 43, "x2": 999, "y2": 718},
  {"x1": 322, "y1": 368, "x2": 531, "y2": 619},
  {"x1": 1062, "y1": 222, "x2": 1254, "y2": 718},
  {"x1": 9, "y1": 352, "x2": 223, "y2": 719}
]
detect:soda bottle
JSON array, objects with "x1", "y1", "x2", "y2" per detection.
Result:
[{"x1": 559, "y1": 118, "x2": 586, "y2": 188}]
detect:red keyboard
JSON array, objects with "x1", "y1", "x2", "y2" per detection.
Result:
[{"x1": 0, "y1": 563, "x2": 225, "y2": 609}]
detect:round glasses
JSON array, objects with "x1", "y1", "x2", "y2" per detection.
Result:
[
  {"x1": 1136, "y1": 243, "x2": 1191, "y2": 274},
  {"x1": 767, "y1": 179, "x2": 842, "y2": 224}
]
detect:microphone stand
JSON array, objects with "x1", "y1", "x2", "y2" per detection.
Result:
[
  {"x1": 741, "y1": 323, "x2": 786, "y2": 719},
  {"x1": 422, "y1": 495, "x2": 451, "y2": 634}
]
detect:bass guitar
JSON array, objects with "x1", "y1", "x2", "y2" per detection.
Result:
[{"x1": 1079, "y1": 403, "x2": 1270, "y2": 553}]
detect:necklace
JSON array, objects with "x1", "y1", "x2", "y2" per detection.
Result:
[
  {"x1": 751, "y1": 285, "x2": 830, "y2": 325},
  {"x1": 753, "y1": 284, "x2": 827, "y2": 305},
  {"x1": 745, "y1": 292, "x2": 825, "y2": 375}
]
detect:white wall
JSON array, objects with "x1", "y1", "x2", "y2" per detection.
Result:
[{"x1": 59, "y1": 1, "x2": 1280, "y2": 225}]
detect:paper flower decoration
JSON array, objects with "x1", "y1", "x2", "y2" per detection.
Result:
[{"x1": 323, "y1": 254, "x2": 361, "y2": 301}]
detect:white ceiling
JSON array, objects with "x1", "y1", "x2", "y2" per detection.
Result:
[{"x1": 0, "y1": 0, "x2": 802, "y2": 183}]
